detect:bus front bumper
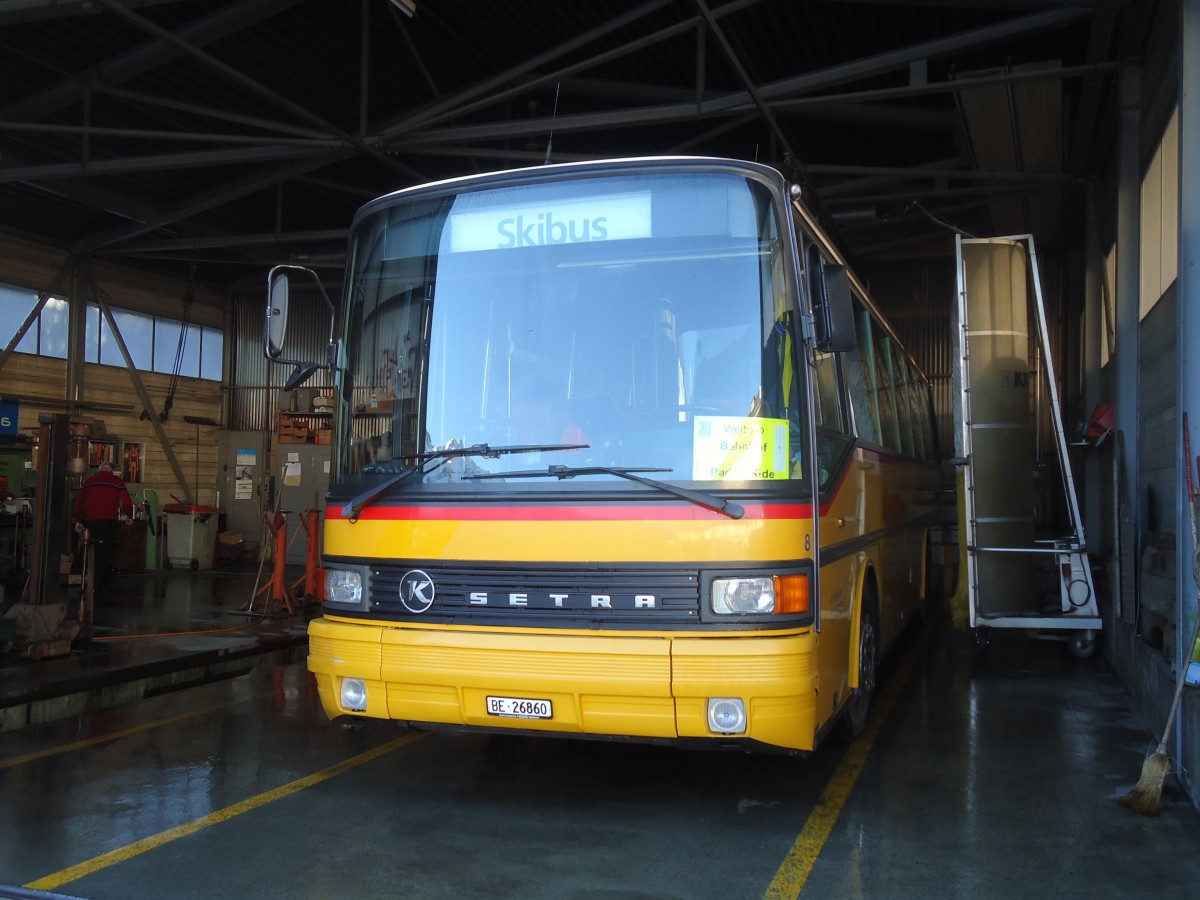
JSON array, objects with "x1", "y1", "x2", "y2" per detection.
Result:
[{"x1": 308, "y1": 616, "x2": 818, "y2": 752}]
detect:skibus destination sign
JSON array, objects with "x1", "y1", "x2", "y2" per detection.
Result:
[{"x1": 448, "y1": 191, "x2": 652, "y2": 253}]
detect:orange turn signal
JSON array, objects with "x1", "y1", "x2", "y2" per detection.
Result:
[{"x1": 774, "y1": 574, "x2": 810, "y2": 615}]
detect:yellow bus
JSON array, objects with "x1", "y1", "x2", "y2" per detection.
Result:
[{"x1": 266, "y1": 157, "x2": 941, "y2": 752}]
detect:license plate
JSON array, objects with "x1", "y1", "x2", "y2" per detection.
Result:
[{"x1": 486, "y1": 695, "x2": 553, "y2": 719}]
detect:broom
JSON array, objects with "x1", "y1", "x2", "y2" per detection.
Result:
[{"x1": 1117, "y1": 414, "x2": 1200, "y2": 815}]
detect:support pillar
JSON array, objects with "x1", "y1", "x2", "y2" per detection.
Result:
[
  {"x1": 1084, "y1": 186, "x2": 1103, "y2": 552},
  {"x1": 1114, "y1": 65, "x2": 1141, "y2": 626},
  {"x1": 65, "y1": 257, "x2": 87, "y2": 407},
  {"x1": 1175, "y1": 0, "x2": 1200, "y2": 803}
]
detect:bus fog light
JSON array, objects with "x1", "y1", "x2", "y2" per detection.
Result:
[
  {"x1": 711, "y1": 577, "x2": 774, "y2": 614},
  {"x1": 707, "y1": 698, "x2": 747, "y2": 734},
  {"x1": 340, "y1": 677, "x2": 368, "y2": 711}
]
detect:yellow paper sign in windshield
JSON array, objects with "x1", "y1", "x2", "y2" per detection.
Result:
[{"x1": 692, "y1": 416, "x2": 790, "y2": 481}]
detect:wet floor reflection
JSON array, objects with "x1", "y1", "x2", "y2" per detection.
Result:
[{"x1": 3, "y1": 621, "x2": 1199, "y2": 899}]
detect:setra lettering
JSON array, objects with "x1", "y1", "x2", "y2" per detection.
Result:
[{"x1": 454, "y1": 590, "x2": 656, "y2": 609}]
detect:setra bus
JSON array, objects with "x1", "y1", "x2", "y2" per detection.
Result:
[{"x1": 266, "y1": 157, "x2": 941, "y2": 753}]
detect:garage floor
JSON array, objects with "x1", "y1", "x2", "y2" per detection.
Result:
[{"x1": 2, "y1": 574, "x2": 1199, "y2": 899}]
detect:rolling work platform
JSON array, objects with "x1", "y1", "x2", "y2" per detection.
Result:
[{"x1": 953, "y1": 235, "x2": 1102, "y2": 656}]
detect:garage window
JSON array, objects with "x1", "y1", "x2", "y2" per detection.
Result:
[{"x1": 0, "y1": 282, "x2": 223, "y2": 382}]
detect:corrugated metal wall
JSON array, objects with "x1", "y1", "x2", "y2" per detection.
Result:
[{"x1": 229, "y1": 283, "x2": 337, "y2": 434}]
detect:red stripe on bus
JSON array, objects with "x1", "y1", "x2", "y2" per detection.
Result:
[
  {"x1": 328, "y1": 502, "x2": 815, "y2": 522},
  {"x1": 325, "y1": 448, "x2": 930, "y2": 523}
]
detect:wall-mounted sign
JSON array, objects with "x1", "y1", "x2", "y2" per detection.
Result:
[{"x1": 0, "y1": 396, "x2": 17, "y2": 435}]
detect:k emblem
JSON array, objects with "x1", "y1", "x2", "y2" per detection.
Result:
[{"x1": 398, "y1": 569, "x2": 435, "y2": 613}]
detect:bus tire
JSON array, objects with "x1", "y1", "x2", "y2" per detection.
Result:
[{"x1": 838, "y1": 593, "x2": 878, "y2": 742}]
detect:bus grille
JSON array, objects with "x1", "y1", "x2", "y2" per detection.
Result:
[{"x1": 368, "y1": 563, "x2": 701, "y2": 628}]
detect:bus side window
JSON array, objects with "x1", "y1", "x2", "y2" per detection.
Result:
[
  {"x1": 889, "y1": 346, "x2": 916, "y2": 456},
  {"x1": 872, "y1": 321, "x2": 903, "y2": 452},
  {"x1": 899, "y1": 357, "x2": 927, "y2": 460},
  {"x1": 804, "y1": 244, "x2": 853, "y2": 488},
  {"x1": 846, "y1": 302, "x2": 881, "y2": 444}
]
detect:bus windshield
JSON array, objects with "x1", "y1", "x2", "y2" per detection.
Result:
[{"x1": 334, "y1": 170, "x2": 808, "y2": 492}]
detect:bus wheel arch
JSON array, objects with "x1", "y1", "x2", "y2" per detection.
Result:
[{"x1": 839, "y1": 570, "x2": 879, "y2": 741}]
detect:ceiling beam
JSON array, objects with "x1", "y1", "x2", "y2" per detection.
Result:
[
  {"x1": 73, "y1": 151, "x2": 355, "y2": 252},
  {"x1": 817, "y1": 0, "x2": 1095, "y2": 9},
  {"x1": 114, "y1": 229, "x2": 348, "y2": 253},
  {"x1": 1068, "y1": 0, "x2": 1121, "y2": 178},
  {"x1": 95, "y1": 85, "x2": 332, "y2": 140},
  {"x1": 0, "y1": 143, "x2": 338, "y2": 183},
  {"x1": 820, "y1": 181, "x2": 1063, "y2": 208},
  {"x1": 0, "y1": 0, "x2": 184, "y2": 26},
  {"x1": 2, "y1": 0, "x2": 303, "y2": 120},
  {"x1": 379, "y1": 8, "x2": 1097, "y2": 152},
  {"x1": 0, "y1": 120, "x2": 337, "y2": 147},
  {"x1": 768, "y1": 60, "x2": 1114, "y2": 110},
  {"x1": 373, "y1": 0, "x2": 759, "y2": 139},
  {"x1": 810, "y1": 163, "x2": 1070, "y2": 185},
  {"x1": 730, "y1": 6, "x2": 1095, "y2": 105},
  {"x1": 693, "y1": 0, "x2": 800, "y2": 173},
  {"x1": 775, "y1": 101, "x2": 956, "y2": 130},
  {"x1": 94, "y1": 0, "x2": 420, "y2": 180}
]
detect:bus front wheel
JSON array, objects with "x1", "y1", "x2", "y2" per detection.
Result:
[{"x1": 838, "y1": 598, "x2": 878, "y2": 741}]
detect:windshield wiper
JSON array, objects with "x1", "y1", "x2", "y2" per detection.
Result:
[
  {"x1": 343, "y1": 443, "x2": 588, "y2": 520},
  {"x1": 464, "y1": 464, "x2": 745, "y2": 520}
]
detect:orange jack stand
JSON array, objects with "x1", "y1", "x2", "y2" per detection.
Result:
[
  {"x1": 248, "y1": 511, "x2": 298, "y2": 615},
  {"x1": 291, "y1": 508, "x2": 324, "y2": 604}
]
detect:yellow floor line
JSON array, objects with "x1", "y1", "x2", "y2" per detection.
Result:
[
  {"x1": 25, "y1": 732, "x2": 424, "y2": 891},
  {"x1": 764, "y1": 627, "x2": 929, "y2": 900}
]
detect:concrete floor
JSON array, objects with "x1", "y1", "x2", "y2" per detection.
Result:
[
  {"x1": 1, "y1": 563, "x2": 312, "y2": 732},
  {"x1": 1, "y1": 577, "x2": 1198, "y2": 899}
]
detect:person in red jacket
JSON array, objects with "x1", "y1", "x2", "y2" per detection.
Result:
[{"x1": 73, "y1": 461, "x2": 134, "y2": 596}]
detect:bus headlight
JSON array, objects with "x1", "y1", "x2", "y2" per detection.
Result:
[
  {"x1": 711, "y1": 576, "x2": 775, "y2": 614},
  {"x1": 709, "y1": 574, "x2": 810, "y2": 616},
  {"x1": 340, "y1": 677, "x2": 368, "y2": 711},
  {"x1": 326, "y1": 569, "x2": 363, "y2": 604}
]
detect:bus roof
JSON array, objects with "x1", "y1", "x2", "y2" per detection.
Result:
[{"x1": 352, "y1": 156, "x2": 790, "y2": 226}]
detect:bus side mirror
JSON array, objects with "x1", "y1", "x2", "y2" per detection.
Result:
[
  {"x1": 264, "y1": 264, "x2": 336, "y2": 386},
  {"x1": 265, "y1": 267, "x2": 291, "y2": 360},
  {"x1": 814, "y1": 264, "x2": 856, "y2": 353}
]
